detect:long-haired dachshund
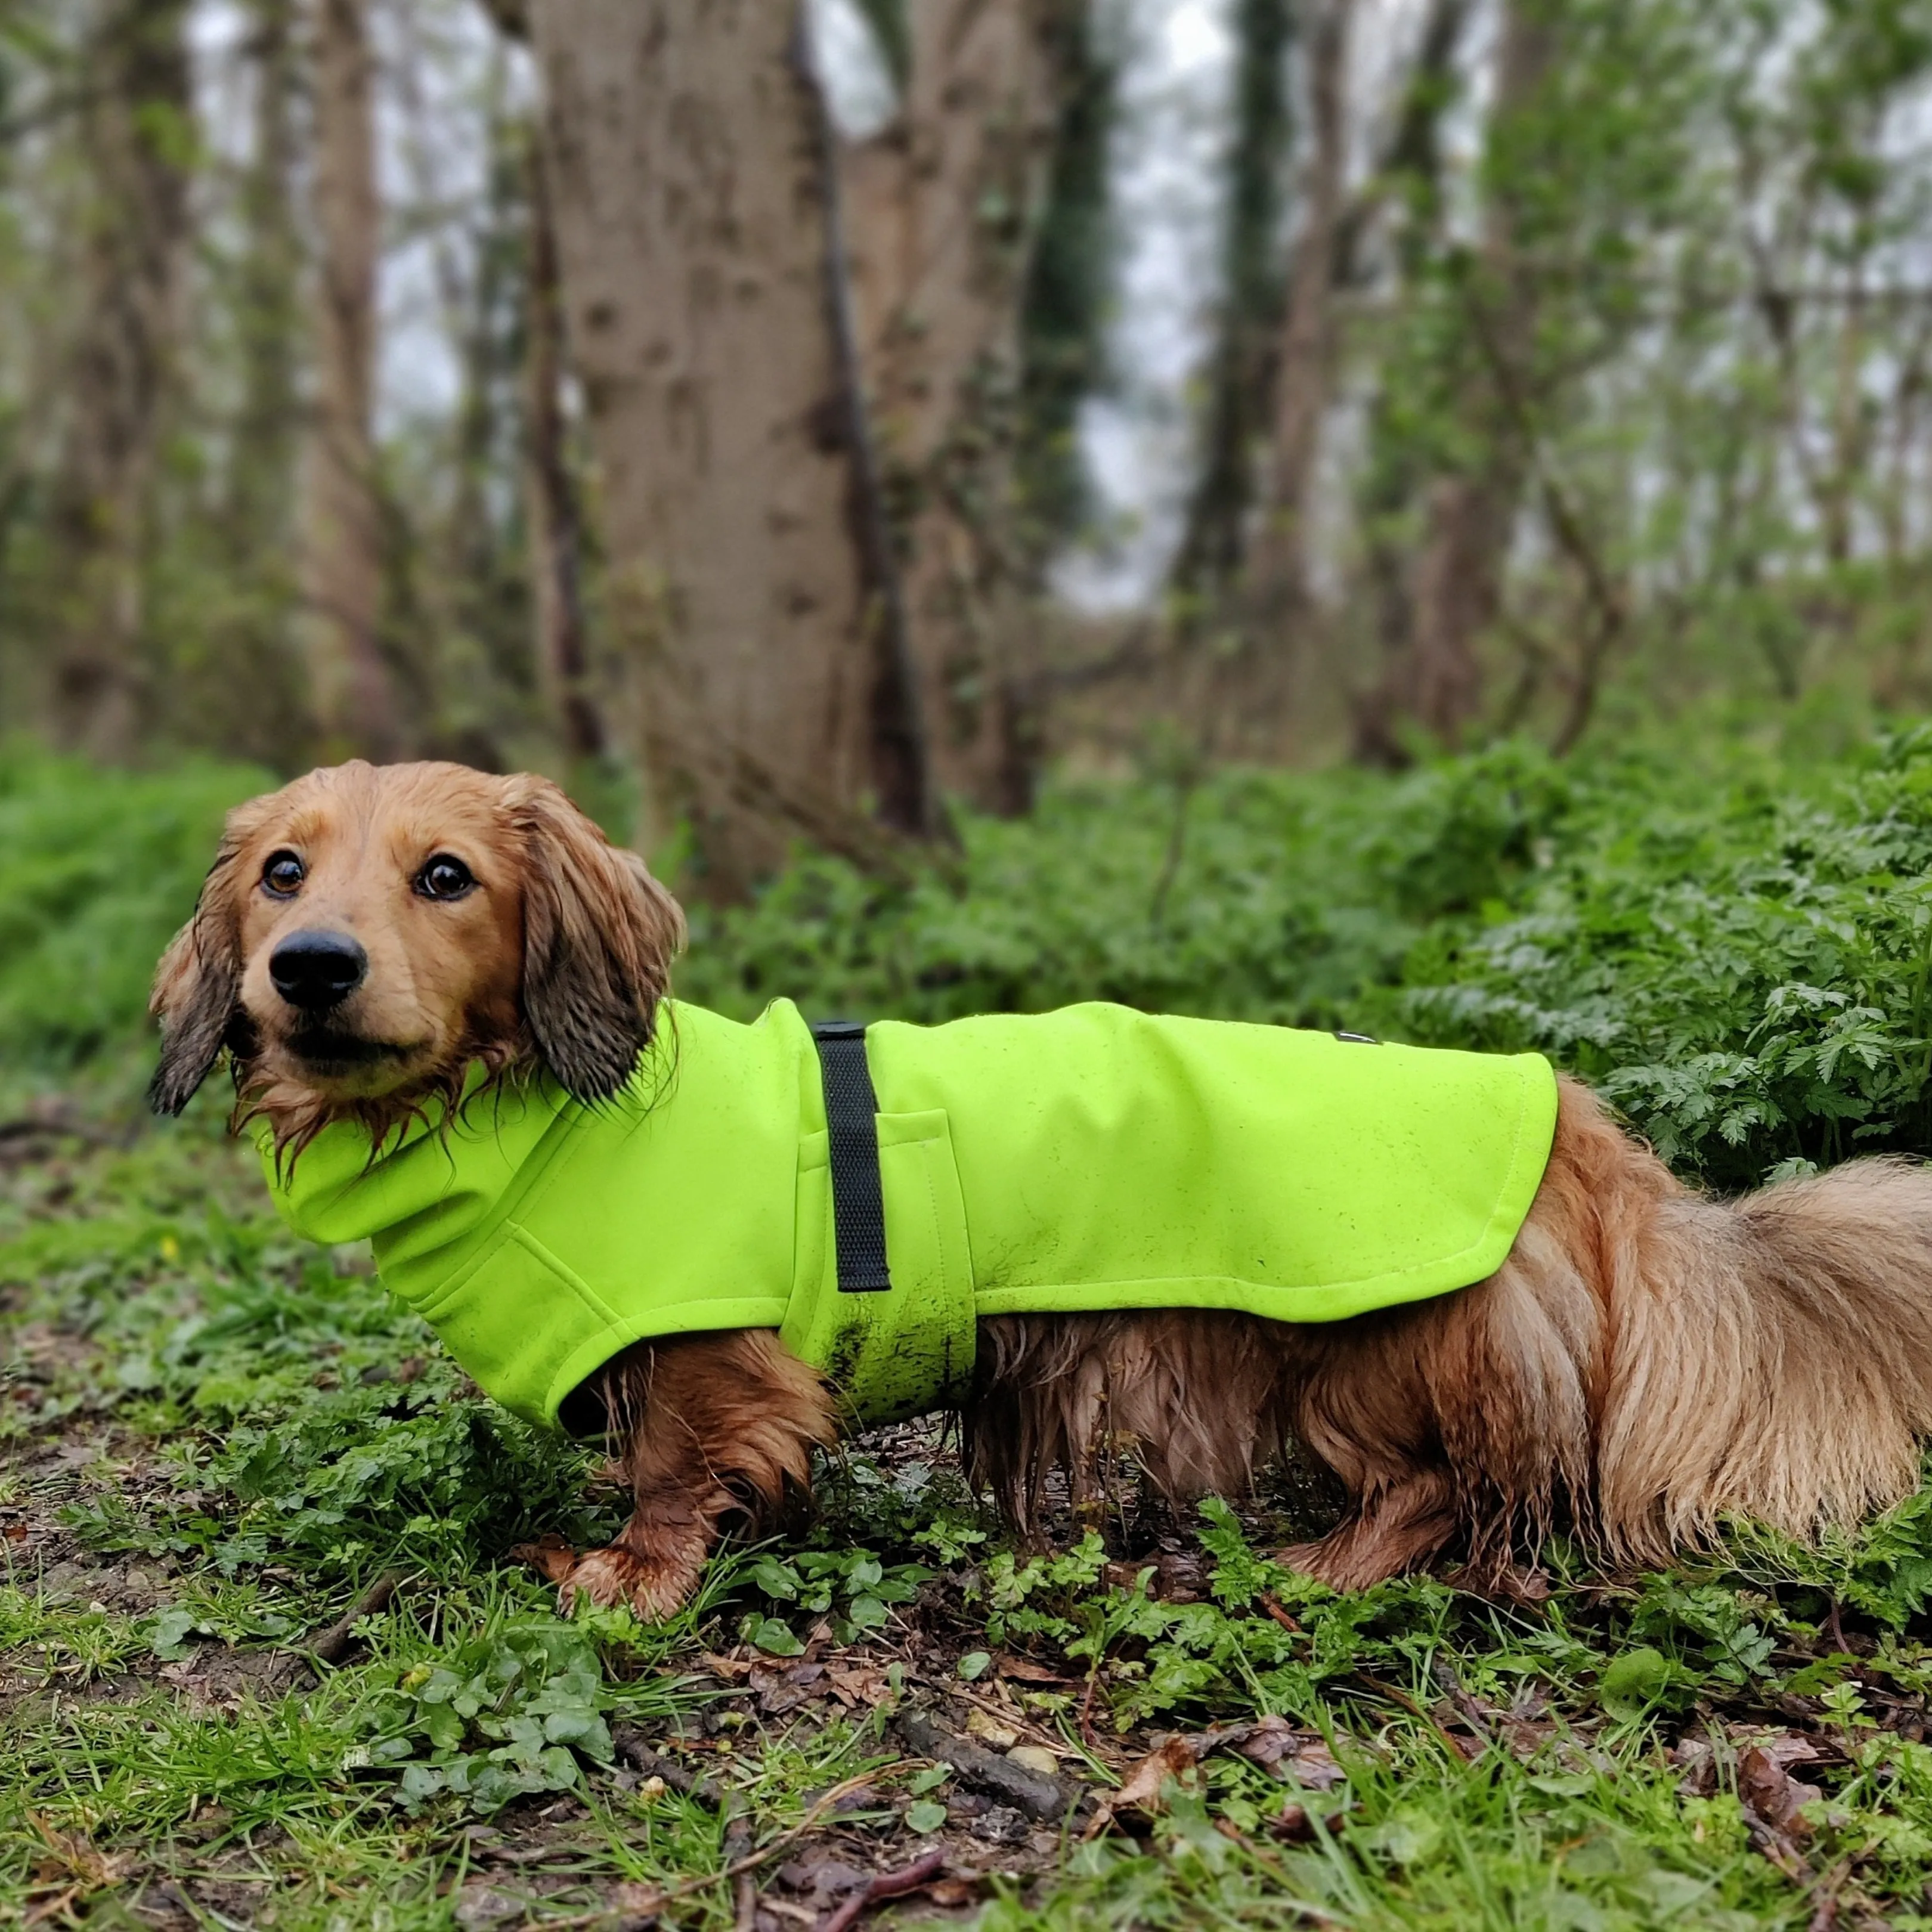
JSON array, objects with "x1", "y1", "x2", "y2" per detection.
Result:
[{"x1": 150, "y1": 760, "x2": 1932, "y2": 1616}]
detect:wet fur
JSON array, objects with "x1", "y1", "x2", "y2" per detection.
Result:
[
  {"x1": 149, "y1": 760, "x2": 682, "y2": 1155},
  {"x1": 154, "y1": 761, "x2": 1932, "y2": 1617}
]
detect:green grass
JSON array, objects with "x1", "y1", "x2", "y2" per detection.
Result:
[
  {"x1": 11, "y1": 1113, "x2": 1932, "y2": 1925},
  {"x1": 7, "y1": 733, "x2": 1932, "y2": 1923}
]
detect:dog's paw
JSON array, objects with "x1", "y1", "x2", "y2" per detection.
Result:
[
  {"x1": 1275, "y1": 1535, "x2": 1398, "y2": 1594},
  {"x1": 1275, "y1": 1539, "x2": 1339, "y2": 1586},
  {"x1": 559, "y1": 1543, "x2": 701, "y2": 1623},
  {"x1": 1443, "y1": 1559, "x2": 1550, "y2": 1606},
  {"x1": 513, "y1": 1533, "x2": 579, "y2": 1584}
]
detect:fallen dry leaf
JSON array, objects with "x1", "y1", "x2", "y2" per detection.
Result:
[
  {"x1": 752, "y1": 1661, "x2": 825, "y2": 1716},
  {"x1": 965, "y1": 1707, "x2": 1020, "y2": 1751},
  {"x1": 1104, "y1": 1736, "x2": 1208, "y2": 1820},
  {"x1": 774, "y1": 1856, "x2": 872, "y2": 1904},
  {"x1": 1751, "y1": 1733, "x2": 1826, "y2": 1772},
  {"x1": 824, "y1": 1662, "x2": 891, "y2": 1708},
  {"x1": 1281, "y1": 1739, "x2": 1348, "y2": 1792},
  {"x1": 27, "y1": 1815, "x2": 134, "y2": 1899},
  {"x1": 1227, "y1": 1720, "x2": 1348, "y2": 1790},
  {"x1": 1231, "y1": 1714, "x2": 1298, "y2": 1770},
  {"x1": 997, "y1": 1655, "x2": 1074, "y2": 1686},
  {"x1": 1274, "y1": 1802, "x2": 1315, "y2": 1843},
  {"x1": 1270, "y1": 1800, "x2": 1351, "y2": 1843},
  {"x1": 1739, "y1": 1745, "x2": 1822, "y2": 1837},
  {"x1": 924, "y1": 1876, "x2": 982, "y2": 1908},
  {"x1": 1672, "y1": 1736, "x2": 1717, "y2": 1797},
  {"x1": 1092, "y1": 1720, "x2": 1347, "y2": 1834},
  {"x1": 611, "y1": 1880, "x2": 662, "y2": 1915}
]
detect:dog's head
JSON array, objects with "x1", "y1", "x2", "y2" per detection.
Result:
[{"x1": 148, "y1": 760, "x2": 683, "y2": 1143}]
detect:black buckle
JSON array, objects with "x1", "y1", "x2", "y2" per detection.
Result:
[{"x1": 810, "y1": 1020, "x2": 892, "y2": 1293}]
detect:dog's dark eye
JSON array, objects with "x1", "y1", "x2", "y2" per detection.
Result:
[
  {"x1": 261, "y1": 851, "x2": 305, "y2": 897},
  {"x1": 415, "y1": 854, "x2": 476, "y2": 901}
]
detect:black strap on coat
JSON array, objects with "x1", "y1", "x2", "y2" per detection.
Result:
[{"x1": 810, "y1": 1020, "x2": 893, "y2": 1293}]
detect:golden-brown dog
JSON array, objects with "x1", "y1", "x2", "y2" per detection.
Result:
[{"x1": 151, "y1": 759, "x2": 1932, "y2": 1615}]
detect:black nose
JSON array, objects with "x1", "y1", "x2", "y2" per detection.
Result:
[{"x1": 269, "y1": 930, "x2": 367, "y2": 1013}]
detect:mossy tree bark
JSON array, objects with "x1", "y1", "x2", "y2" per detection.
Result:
[
  {"x1": 529, "y1": 0, "x2": 939, "y2": 896},
  {"x1": 843, "y1": 0, "x2": 1065, "y2": 815},
  {"x1": 299, "y1": 0, "x2": 398, "y2": 759}
]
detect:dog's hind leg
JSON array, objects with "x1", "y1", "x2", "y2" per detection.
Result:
[
  {"x1": 1270, "y1": 1171, "x2": 1604, "y2": 1592},
  {"x1": 558, "y1": 1330, "x2": 835, "y2": 1621},
  {"x1": 1280, "y1": 1467, "x2": 1458, "y2": 1591}
]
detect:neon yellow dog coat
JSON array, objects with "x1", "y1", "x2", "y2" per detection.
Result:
[{"x1": 261, "y1": 1000, "x2": 1558, "y2": 1432}]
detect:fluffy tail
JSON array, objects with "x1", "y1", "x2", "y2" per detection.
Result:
[
  {"x1": 1273, "y1": 1077, "x2": 1932, "y2": 1591},
  {"x1": 1597, "y1": 1142, "x2": 1932, "y2": 1563}
]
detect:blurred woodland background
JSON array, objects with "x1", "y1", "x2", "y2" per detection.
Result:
[{"x1": 4, "y1": 0, "x2": 1932, "y2": 897}]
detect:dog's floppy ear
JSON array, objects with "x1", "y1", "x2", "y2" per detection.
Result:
[
  {"x1": 504, "y1": 776, "x2": 685, "y2": 1104},
  {"x1": 148, "y1": 825, "x2": 252, "y2": 1116}
]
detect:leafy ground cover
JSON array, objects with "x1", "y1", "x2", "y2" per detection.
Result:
[{"x1": 8, "y1": 732, "x2": 1932, "y2": 1927}]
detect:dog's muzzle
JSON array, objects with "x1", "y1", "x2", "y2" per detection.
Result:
[{"x1": 270, "y1": 929, "x2": 368, "y2": 1013}]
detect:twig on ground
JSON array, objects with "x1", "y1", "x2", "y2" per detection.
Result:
[
  {"x1": 617, "y1": 1773, "x2": 880, "y2": 1919},
  {"x1": 894, "y1": 1709, "x2": 1074, "y2": 1822},
  {"x1": 308, "y1": 1572, "x2": 405, "y2": 1665},
  {"x1": 1825, "y1": 1599, "x2": 1851, "y2": 1655},
  {"x1": 609, "y1": 1727, "x2": 726, "y2": 1809},
  {"x1": 1259, "y1": 1595, "x2": 1302, "y2": 1635},
  {"x1": 276, "y1": 1571, "x2": 405, "y2": 1686},
  {"x1": 812, "y1": 1848, "x2": 948, "y2": 1932}
]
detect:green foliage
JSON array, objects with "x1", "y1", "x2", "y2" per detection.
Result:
[
  {"x1": 738, "y1": 1546, "x2": 933, "y2": 1652},
  {"x1": 13, "y1": 725, "x2": 1932, "y2": 1199},
  {"x1": 678, "y1": 745, "x2": 1559, "y2": 1032},
  {"x1": 349, "y1": 1620, "x2": 614, "y2": 1814},
  {"x1": 0, "y1": 752, "x2": 264, "y2": 1070},
  {"x1": 0, "y1": 1177, "x2": 609, "y2": 1584},
  {"x1": 1397, "y1": 725, "x2": 1932, "y2": 1182}
]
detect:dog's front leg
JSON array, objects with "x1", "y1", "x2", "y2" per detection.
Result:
[{"x1": 560, "y1": 1330, "x2": 836, "y2": 1621}]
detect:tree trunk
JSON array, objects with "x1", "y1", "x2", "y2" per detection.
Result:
[
  {"x1": 1015, "y1": 5, "x2": 1114, "y2": 561},
  {"x1": 842, "y1": 0, "x2": 1062, "y2": 814},
  {"x1": 229, "y1": 0, "x2": 301, "y2": 555},
  {"x1": 1247, "y1": 0, "x2": 1351, "y2": 626},
  {"x1": 522, "y1": 132, "x2": 603, "y2": 763},
  {"x1": 300, "y1": 0, "x2": 397, "y2": 759},
  {"x1": 1172, "y1": 0, "x2": 1293, "y2": 604},
  {"x1": 46, "y1": 0, "x2": 192, "y2": 761},
  {"x1": 1400, "y1": 0, "x2": 1553, "y2": 748},
  {"x1": 1346, "y1": 0, "x2": 1469, "y2": 765},
  {"x1": 529, "y1": 0, "x2": 932, "y2": 896}
]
